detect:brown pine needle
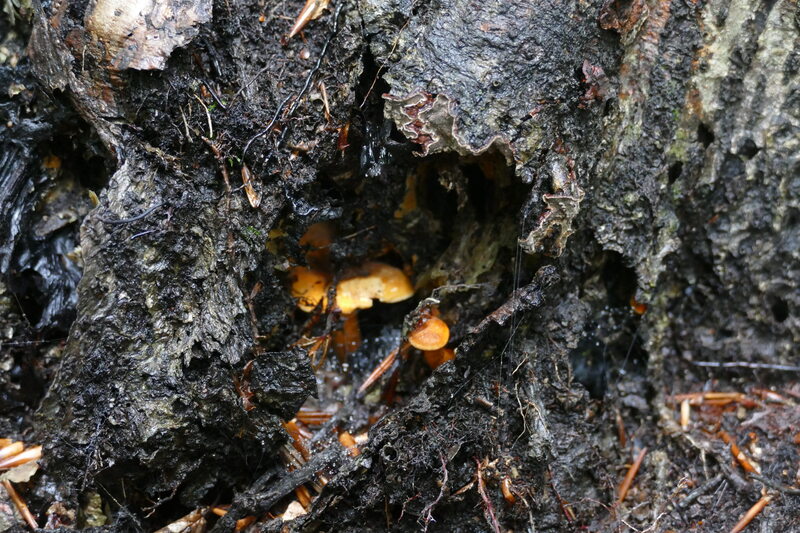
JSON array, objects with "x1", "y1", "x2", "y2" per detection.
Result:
[
  {"x1": 718, "y1": 432, "x2": 760, "y2": 473},
  {"x1": 0, "y1": 442, "x2": 23, "y2": 460},
  {"x1": 0, "y1": 446, "x2": 41, "y2": 470},
  {"x1": 235, "y1": 515, "x2": 256, "y2": 531},
  {"x1": 704, "y1": 392, "x2": 745, "y2": 400},
  {"x1": 295, "y1": 485, "x2": 312, "y2": 509},
  {"x1": 357, "y1": 347, "x2": 399, "y2": 394},
  {"x1": 729, "y1": 495, "x2": 771, "y2": 533},
  {"x1": 617, "y1": 447, "x2": 647, "y2": 504},
  {"x1": 210, "y1": 505, "x2": 254, "y2": 530},
  {"x1": 672, "y1": 392, "x2": 751, "y2": 405},
  {"x1": 287, "y1": 0, "x2": 329, "y2": 39},
  {"x1": 2, "y1": 480, "x2": 38, "y2": 529},
  {"x1": 615, "y1": 409, "x2": 627, "y2": 446},
  {"x1": 730, "y1": 442, "x2": 760, "y2": 474},
  {"x1": 282, "y1": 421, "x2": 311, "y2": 461},
  {"x1": 337, "y1": 431, "x2": 360, "y2": 457},
  {"x1": 296, "y1": 408, "x2": 333, "y2": 425}
]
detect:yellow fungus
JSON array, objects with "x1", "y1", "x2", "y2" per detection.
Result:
[
  {"x1": 334, "y1": 262, "x2": 413, "y2": 314},
  {"x1": 289, "y1": 267, "x2": 330, "y2": 312},
  {"x1": 423, "y1": 347, "x2": 455, "y2": 369},
  {"x1": 408, "y1": 317, "x2": 450, "y2": 351}
]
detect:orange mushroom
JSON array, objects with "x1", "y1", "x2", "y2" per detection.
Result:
[
  {"x1": 423, "y1": 347, "x2": 455, "y2": 369},
  {"x1": 332, "y1": 312, "x2": 362, "y2": 362},
  {"x1": 334, "y1": 262, "x2": 414, "y2": 314},
  {"x1": 289, "y1": 267, "x2": 330, "y2": 312},
  {"x1": 408, "y1": 316, "x2": 450, "y2": 351},
  {"x1": 299, "y1": 222, "x2": 334, "y2": 270},
  {"x1": 358, "y1": 314, "x2": 453, "y2": 393}
]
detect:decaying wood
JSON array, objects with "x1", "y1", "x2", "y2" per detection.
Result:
[{"x1": 0, "y1": 0, "x2": 798, "y2": 530}]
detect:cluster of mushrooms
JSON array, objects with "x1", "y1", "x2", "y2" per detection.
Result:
[{"x1": 287, "y1": 223, "x2": 455, "y2": 393}]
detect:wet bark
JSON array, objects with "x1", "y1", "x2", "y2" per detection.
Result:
[{"x1": 1, "y1": 0, "x2": 799, "y2": 531}]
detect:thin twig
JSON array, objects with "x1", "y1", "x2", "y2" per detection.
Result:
[
  {"x1": 750, "y1": 474, "x2": 800, "y2": 495},
  {"x1": 692, "y1": 361, "x2": 800, "y2": 372},
  {"x1": 421, "y1": 452, "x2": 448, "y2": 531},
  {"x1": 241, "y1": 93, "x2": 295, "y2": 160},
  {"x1": 357, "y1": 346, "x2": 400, "y2": 395},
  {"x1": 194, "y1": 94, "x2": 214, "y2": 139},
  {"x1": 201, "y1": 136, "x2": 232, "y2": 195},
  {"x1": 475, "y1": 459, "x2": 500, "y2": 533},
  {"x1": 129, "y1": 229, "x2": 159, "y2": 241},
  {"x1": 202, "y1": 79, "x2": 227, "y2": 110},
  {"x1": 676, "y1": 474, "x2": 723, "y2": 511}
]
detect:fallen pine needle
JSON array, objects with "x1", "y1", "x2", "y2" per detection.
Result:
[
  {"x1": 0, "y1": 442, "x2": 23, "y2": 461},
  {"x1": 617, "y1": 447, "x2": 647, "y2": 504},
  {"x1": 671, "y1": 392, "x2": 752, "y2": 406},
  {"x1": 235, "y1": 515, "x2": 256, "y2": 531},
  {"x1": 680, "y1": 399, "x2": 690, "y2": 430},
  {"x1": 282, "y1": 421, "x2": 311, "y2": 461},
  {"x1": 357, "y1": 347, "x2": 399, "y2": 394},
  {"x1": 730, "y1": 442, "x2": 760, "y2": 474},
  {"x1": 2, "y1": 480, "x2": 38, "y2": 529},
  {"x1": 337, "y1": 431, "x2": 360, "y2": 457},
  {"x1": 295, "y1": 485, "x2": 312, "y2": 509},
  {"x1": 718, "y1": 432, "x2": 760, "y2": 474},
  {"x1": 208, "y1": 506, "x2": 255, "y2": 531},
  {"x1": 296, "y1": 409, "x2": 333, "y2": 425},
  {"x1": 729, "y1": 495, "x2": 771, "y2": 533},
  {"x1": 0, "y1": 446, "x2": 41, "y2": 470}
]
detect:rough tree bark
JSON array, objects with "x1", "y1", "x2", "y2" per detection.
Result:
[{"x1": 0, "y1": 0, "x2": 798, "y2": 531}]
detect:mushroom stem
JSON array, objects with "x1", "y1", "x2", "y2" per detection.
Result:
[
  {"x1": 332, "y1": 312, "x2": 361, "y2": 363},
  {"x1": 423, "y1": 348, "x2": 455, "y2": 369}
]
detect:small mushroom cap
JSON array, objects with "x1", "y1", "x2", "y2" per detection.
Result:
[
  {"x1": 289, "y1": 267, "x2": 330, "y2": 312},
  {"x1": 408, "y1": 316, "x2": 450, "y2": 351},
  {"x1": 334, "y1": 262, "x2": 414, "y2": 314},
  {"x1": 423, "y1": 347, "x2": 455, "y2": 369}
]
